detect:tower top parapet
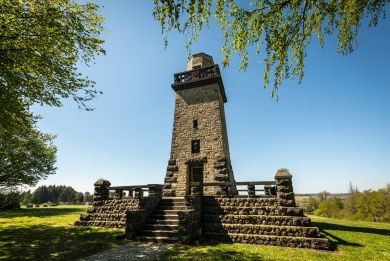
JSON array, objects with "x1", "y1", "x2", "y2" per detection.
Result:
[{"x1": 186, "y1": 53, "x2": 214, "y2": 71}]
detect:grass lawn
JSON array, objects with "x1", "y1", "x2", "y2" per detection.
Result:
[
  {"x1": 0, "y1": 205, "x2": 123, "y2": 261},
  {"x1": 161, "y1": 215, "x2": 390, "y2": 261},
  {"x1": 1, "y1": 206, "x2": 389, "y2": 261}
]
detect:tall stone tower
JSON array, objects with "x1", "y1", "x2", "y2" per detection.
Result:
[{"x1": 163, "y1": 53, "x2": 236, "y2": 197}]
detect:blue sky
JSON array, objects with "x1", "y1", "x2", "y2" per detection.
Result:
[{"x1": 32, "y1": 1, "x2": 390, "y2": 194}]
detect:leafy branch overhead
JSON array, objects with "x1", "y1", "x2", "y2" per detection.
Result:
[
  {"x1": 0, "y1": 0, "x2": 105, "y2": 188},
  {"x1": 153, "y1": 0, "x2": 388, "y2": 97},
  {"x1": 0, "y1": 0, "x2": 105, "y2": 110}
]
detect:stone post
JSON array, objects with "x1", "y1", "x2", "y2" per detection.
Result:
[
  {"x1": 264, "y1": 185, "x2": 276, "y2": 196},
  {"x1": 114, "y1": 189, "x2": 123, "y2": 199},
  {"x1": 247, "y1": 185, "x2": 255, "y2": 198},
  {"x1": 148, "y1": 185, "x2": 162, "y2": 198},
  {"x1": 93, "y1": 179, "x2": 111, "y2": 201},
  {"x1": 127, "y1": 188, "x2": 134, "y2": 197},
  {"x1": 274, "y1": 169, "x2": 296, "y2": 207},
  {"x1": 134, "y1": 188, "x2": 143, "y2": 199}
]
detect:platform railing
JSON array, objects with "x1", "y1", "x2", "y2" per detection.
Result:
[
  {"x1": 107, "y1": 184, "x2": 163, "y2": 199},
  {"x1": 190, "y1": 181, "x2": 277, "y2": 197}
]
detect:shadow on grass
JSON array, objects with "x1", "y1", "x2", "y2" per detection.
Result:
[
  {"x1": 0, "y1": 224, "x2": 122, "y2": 261},
  {"x1": 0, "y1": 207, "x2": 85, "y2": 218},
  {"x1": 312, "y1": 221, "x2": 390, "y2": 236},
  {"x1": 312, "y1": 220, "x2": 390, "y2": 249},
  {"x1": 160, "y1": 243, "x2": 264, "y2": 261}
]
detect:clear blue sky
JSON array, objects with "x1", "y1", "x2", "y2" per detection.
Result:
[{"x1": 32, "y1": 1, "x2": 390, "y2": 194}]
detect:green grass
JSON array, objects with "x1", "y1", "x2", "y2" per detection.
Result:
[
  {"x1": 161, "y1": 215, "x2": 390, "y2": 261},
  {"x1": 1, "y1": 207, "x2": 389, "y2": 261},
  {"x1": 0, "y1": 205, "x2": 123, "y2": 261}
]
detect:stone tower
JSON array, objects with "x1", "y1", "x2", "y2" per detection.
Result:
[{"x1": 163, "y1": 53, "x2": 236, "y2": 197}]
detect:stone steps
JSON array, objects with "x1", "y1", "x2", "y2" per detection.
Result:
[
  {"x1": 74, "y1": 220, "x2": 125, "y2": 228},
  {"x1": 143, "y1": 224, "x2": 178, "y2": 231},
  {"x1": 203, "y1": 232, "x2": 330, "y2": 250},
  {"x1": 202, "y1": 223, "x2": 320, "y2": 238},
  {"x1": 156, "y1": 206, "x2": 187, "y2": 211},
  {"x1": 202, "y1": 206, "x2": 304, "y2": 216},
  {"x1": 138, "y1": 229, "x2": 178, "y2": 237},
  {"x1": 135, "y1": 198, "x2": 183, "y2": 242},
  {"x1": 201, "y1": 214, "x2": 311, "y2": 226},
  {"x1": 137, "y1": 236, "x2": 178, "y2": 244},
  {"x1": 147, "y1": 218, "x2": 179, "y2": 225}
]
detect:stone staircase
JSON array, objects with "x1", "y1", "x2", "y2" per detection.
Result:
[
  {"x1": 136, "y1": 197, "x2": 186, "y2": 243},
  {"x1": 74, "y1": 198, "x2": 140, "y2": 228},
  {"x1": 201, "y1": 197, "x2": 330, "y2": 249}
]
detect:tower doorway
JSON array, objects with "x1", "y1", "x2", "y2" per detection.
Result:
[{"x1": 188, "y1": 165, "x2": 203, "y2": 195}]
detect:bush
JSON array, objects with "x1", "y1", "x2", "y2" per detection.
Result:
[
  {"x1": 314, "y1": 197, "x2": 344, "y2": 218},
  {"x1": 0, "y1": 191, "x2": 21, "y2": 209},
  {"x1": 312, "y1": 184, "x2": 390, "y2": 222}
]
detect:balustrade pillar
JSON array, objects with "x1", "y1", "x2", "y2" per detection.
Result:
[
  {"x1": 247, "y1": 185, "x2": 255, "y2": 198},
  {"x1": 134, "y1": 188, "x2": 143, "y2": 199},
  {"x1": 93, "y1": 179, "x2": 111, "y2": 201},
  {"x1": 114, "y1": 189, "x2": 123, "y2": 199},
  {"x1": 274, "y1": 169, "x2": 296, "y2": 207}
]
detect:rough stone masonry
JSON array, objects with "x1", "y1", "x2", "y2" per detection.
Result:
[{"x1": 163, "y1": 53, "x2": 236, "y2": 197}]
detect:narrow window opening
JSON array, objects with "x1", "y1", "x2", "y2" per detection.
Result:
[
  {"x1": 193, "y1": 120, "x2": 198, "y2": 129},
  {"x1": 191, "y1": 140, "x2": 200, "y2": 153}
]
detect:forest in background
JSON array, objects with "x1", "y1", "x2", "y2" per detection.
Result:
[
  {"x1": 297, "y1": 184, "x2": 390, "y2": 222},
  {"x1": 0, "y1": 185, "x2": 93, "y2": 209}
]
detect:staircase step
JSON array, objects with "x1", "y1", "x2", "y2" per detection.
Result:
[
  {"x1": 143, "y1": 224, "x2": 178, "y2": 231},
  {"x1": 203, "y1": 232, "x2": 330, "y2": 250},
  {"x1": 137, "y1": 236, "x2": 178, "y2": 243},
  {"x1": 138, "y1": 229, "x2": 178, "y2": 237},
  {"x1": 202, "y1": 214, "x2": 311, "y2": 226},
  {"x1": 150, "y1": 214, "x2": 179, "y2": 220},
  {"x1": 161, "y1": 197, "x2": 186, "y2": 203},
  {"x1": 154, "y1": 210, "x2": 181, "y2": 215},
  {"x1": 157, "y1": 206, "x2": 187, "y2": 211},
  {"x1": 147, "y1": 219, "x2": 179, "y2": 225},
  {"x1": 202, "y1": 223, "x2": 320, "y2": 238}
]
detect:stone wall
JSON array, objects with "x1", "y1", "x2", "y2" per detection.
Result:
[
  {"x1": 75, "y1": 179, "x2": 161, "y2": 232},
  {"x1": 164, "y1": 83, "x2": 235, "y2": 196}
]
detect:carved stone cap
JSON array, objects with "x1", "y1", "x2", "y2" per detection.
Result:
[
  {"x1": 94, "y1": 179, "x2": 111, "y2": 187},
  {"x1": 275, "y1": 168, "x2": 292, "y2": 179},
  {"x1": 186, "y1": 53, "x2": 214, "y2": 71}
]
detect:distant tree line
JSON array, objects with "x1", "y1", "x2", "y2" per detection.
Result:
[
  {"x1": 300, "y1": 184, "x2": 390, "y2": 222},
  {"x1": 0, "y1": 185, "x2": 93, "y2": 209}
]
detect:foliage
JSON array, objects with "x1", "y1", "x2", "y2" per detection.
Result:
[
  {"x1": 314, "y1": 197, "x2": 344, "y2": 218},
  {"x1": 31, "y1": 185, "x2": 86, "y2": 204},
  {"x1": 0, "y1": 205, "x2": 123, "y2": 260},
  {"x1": 311, "y1": 184, "x2": 390, "y2": 222},
  {"x1": 0, "y1": 190, "x2": 21, "y2": 209},
  {"x1": 0, "y1": 0, "x2": 105, "y2": 188},
  {"x1": 153, "y1": 0, "x2": 389, "y2": 97},
  {"x1": 0, "y1": 111, "x2": 57, "y2": 188},
  {"x1": 0, "y1": 0, "x2": 105, "y2": 109}
]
